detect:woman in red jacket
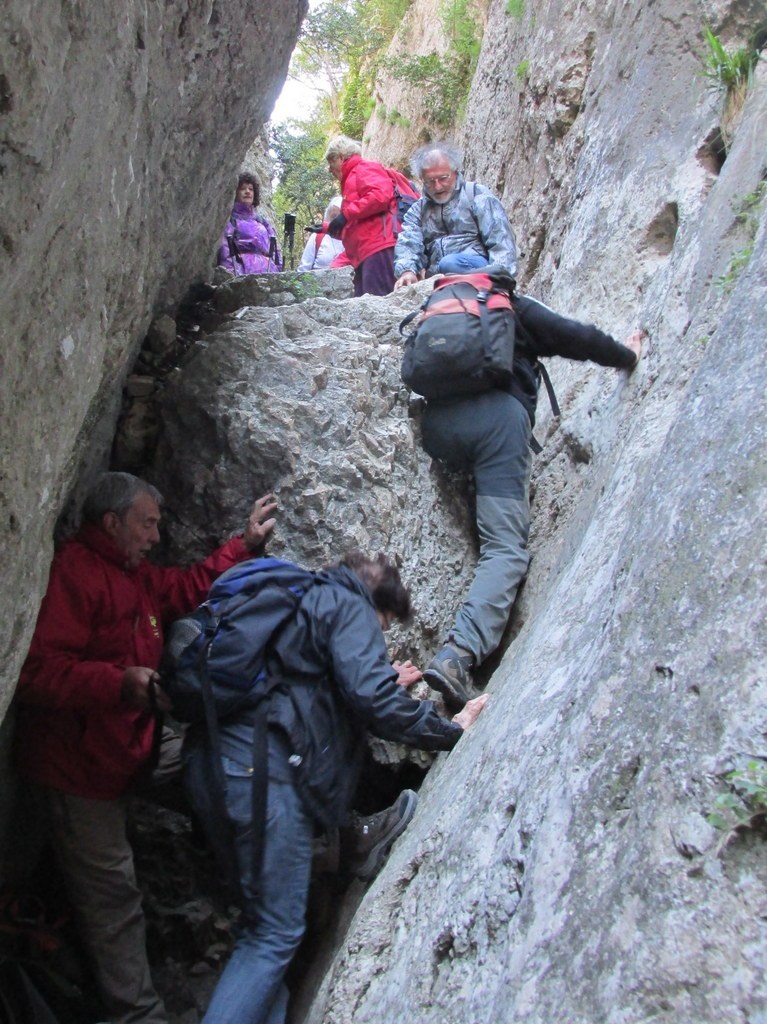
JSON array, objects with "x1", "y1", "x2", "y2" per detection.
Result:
[{"x1": 324, "y1": 135, "x2": 397, "y2": 297}]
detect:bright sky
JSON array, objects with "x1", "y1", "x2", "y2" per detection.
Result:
[
  {"x1": 270, "y1": 0, "x2": 327, "y2": 125},
  {"x1": 271, "y1": 76, "x2": 327, "y2": 125}
]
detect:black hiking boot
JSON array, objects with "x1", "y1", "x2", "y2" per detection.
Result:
[
  {"x1": 346, "y1": 790, "x2": 418, "y2": 881},
  {"x1": 423, "y1": 642, "x2": 475, "y2": 710}
]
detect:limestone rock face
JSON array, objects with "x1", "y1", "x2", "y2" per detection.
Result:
[
  {"x1": 362, "y1": 0, "x2": 491, "y2": 169},
  {"x1": 0, "y1": 0, "x2": 307, "y2": 717},
  {"x1": 3, "y1": 0, "x2": 766, "y2": 1018},
  {"x1": 150, "y1": 280, "x2": 475, "y2": 679},
  {"x1": 298, "y1": 8, "x2": 767, "y2": 1023}
]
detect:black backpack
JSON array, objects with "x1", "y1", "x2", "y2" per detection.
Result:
[
  {"x1": 161, "y1": 556, "x2": 318, "y2": 893},
  {"x1": 399, "y1": 269, "x2": 517, "y2": 400},
  {"x1": 384, "y1": 167, "x2": 420, "y2": 234}
]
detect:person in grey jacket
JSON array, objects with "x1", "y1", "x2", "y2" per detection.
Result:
[
  {"x1": 183, "y1": 551, "x2": 487, "y2": 1024},
  {"x1": 393, "y1": 141, "x2": 517, "y2": 287}
]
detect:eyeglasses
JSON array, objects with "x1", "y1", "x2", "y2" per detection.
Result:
[{"x1": 423, "y1": 172, "x2": 454, "y2": 187}]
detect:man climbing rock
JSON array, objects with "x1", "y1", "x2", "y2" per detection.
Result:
[
  {"x1": 419, "y1": 299, "x2": 646, "y2": 708},
  {"x1": 15, "y1": 472, "x2": 277, "y2": 1024},
  {"x1": 181, "y1": 551, "x2": 487, "y2": 1024},
  {"x1": 393, "y1": 140, "x2": 518, "y2": 286}
]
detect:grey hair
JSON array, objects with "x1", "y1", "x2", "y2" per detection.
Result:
[
  {"x1": 324, "y1": 195, "x2": 343, "y2": 219},
  {"x1": 82, "y1": 472, "x2": 163, "y2": 524},
  {"x1": 324, "y1": 135, "x2": 362, "y2": 161},
  {"x1": 410, "y1": 141, "x2": 463, "y2": 178}
]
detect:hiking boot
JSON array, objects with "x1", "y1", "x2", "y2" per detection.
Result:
[
  {"x1": 346, "y1": 790, "x2": 418, "y2": 881},
  {"x1": 423, "y1": 642, "x2": 475, "y2": 710}
]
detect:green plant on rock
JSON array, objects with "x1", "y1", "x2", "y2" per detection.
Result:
[
  {"x1": 701, "y1": 25, "x2": 759, "y2": 94},
  {"x1": 700, "y1": 25, "x2": 762, "y2": 145},
  {"x1": 716, "y1": 181, "x2": 766, "y2": 294},
  {"x1": 717, "y1": 243, "x2": 754, "y2": 294},
  {"x1": 707, "y1": 760, "x2": 767, "y2": 852},
  {"x1": 383, "y1": 0, "x2": 483, "y2": 131},
  {"x1": 387, "y1": 108, "x2": 411, "y2": 127},
  {"x1": 505, "y1": 0, "x2": 524, "y2": 18},
  {"x1": 515, "y1": 59, "x2": 529, "y2": 82},
  {"x1": 734, "y1": 180, "x2": 767, "y2": 225}
]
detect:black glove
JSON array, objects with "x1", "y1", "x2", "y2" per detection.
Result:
[
  {"x1": 304, "y1": 223, "x2": 324, "y2": 233},
  {"x1": 327, "y1": 213, "x2": 347, "y2": 237}
]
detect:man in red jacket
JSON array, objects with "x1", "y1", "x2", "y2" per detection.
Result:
[
  {"x1": 15, "y1": 472, "x2": 277, "y2": 1024},
  {"x1": 324, "y1": 135, "x2": 398, "y2": 297}
]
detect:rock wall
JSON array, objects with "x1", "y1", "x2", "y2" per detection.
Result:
[
  {"x1": 362, "y1": 0, "x2": 491, "y2": 167},
  {"x1": 2, "y1": 0, "x2": 766, "y2": 1019},
  {"x1": 0, "y1": 0, "x2": 307, "y2": 722},
  {"x1": 296, "y1": 2, "x2": 767, "y2": 1022}
]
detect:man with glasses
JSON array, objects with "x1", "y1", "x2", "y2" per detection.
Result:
[{"x1": 393, "y1": 141, "x2": 517, "y2": 288}]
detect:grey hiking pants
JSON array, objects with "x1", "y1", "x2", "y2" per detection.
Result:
[{"x1": 421, "y1": 390, "x2": 531, "y2": 663}]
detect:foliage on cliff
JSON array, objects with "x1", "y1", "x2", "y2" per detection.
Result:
[{"x1": 271, "y1": 0, "x2": 413, "y2": 223}]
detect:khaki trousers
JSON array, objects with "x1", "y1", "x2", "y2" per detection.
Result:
[{"x1": 43, "y1": 727, "x2": 182, "y2": 1024}]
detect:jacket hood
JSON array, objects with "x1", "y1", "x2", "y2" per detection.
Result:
[{"x1": 315, "y1": 564, "x2": 373, "y2": 606}]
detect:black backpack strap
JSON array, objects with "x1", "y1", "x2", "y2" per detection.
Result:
[
  {"x1": 538, "y1": 360, "x2": 561, "y2": 417},
  {"x1": 227, "y1": 215, "x2": 245, "y2": 275},
  {"x1": 528, "y1": 361, "x2": 560, "y2": 455},
  {"x1": 268, "y1": 233, "x2": 280, "y2": 269},
  {"x1": 399, "y1": 301, "x2": 425, "y2": 336}
]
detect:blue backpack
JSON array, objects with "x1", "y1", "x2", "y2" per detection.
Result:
[
  {"x1": 163, "y1": 556, "x2": 317, "y2": 722},
  {"x1": 161, "y1": 557, "x2": 318, "y2": 894}
]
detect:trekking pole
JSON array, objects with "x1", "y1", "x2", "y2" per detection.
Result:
[{"x1": 283, "y1": 212, "x2": 296, "y2": 271}]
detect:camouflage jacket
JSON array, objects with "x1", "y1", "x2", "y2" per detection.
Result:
[{"x1": 393, "y1": 175, "x2": 517, "y2": 278}]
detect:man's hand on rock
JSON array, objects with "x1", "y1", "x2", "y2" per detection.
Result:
[
  {"x1": 452, "y1": 693, "x2": 489, "y2": 731},
  {"x1": 121, "y1": 666, "x2": 171, "y2": 712},
  {"x1": 625, "y1": 329, "x2": 647, "y2": 369},
  {"x1": 244, "y1": 493, "x2": 277, "y2": 552},
  {"x1": 393, "y1": 659, "x2": 423, "y2": 688},
  {"x1": 394, "y1": 271, "x2": 418, "y2": 291}
]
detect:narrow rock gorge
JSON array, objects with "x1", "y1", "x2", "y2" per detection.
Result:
[{"x1": 2, "y1": 0, "x2": 766, "y2": 1021}]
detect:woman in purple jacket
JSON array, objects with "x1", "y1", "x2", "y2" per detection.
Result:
[{"x1": 216, "y1": 173, "x2": 282, "y2": 275}]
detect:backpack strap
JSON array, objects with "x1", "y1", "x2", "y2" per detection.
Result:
[
  {"x1": 538, "y1": 361, "x2": 561, "y2": 417},
  {"x1": 227, "y1": 214, "x2": 245, "y2": 275},
  {"x1": 199, "y1": 579, "x2": 317, "y2": 899},
  {"x1": 529, "y1": 361, "x2": 561, "y2": 454},
  {"x1": 268, "y1": 233, "x2": 281, "y2": 270}
]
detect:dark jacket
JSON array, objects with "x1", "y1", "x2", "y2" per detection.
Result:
[
  {"x1": 219, "y1": 565, "x2": 462, "y2": 827},
  {"x1": 511, "y1": 294, "x2": 638, "y2": 425}
]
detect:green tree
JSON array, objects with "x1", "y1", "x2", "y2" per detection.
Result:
[
  {"x1": 270, "y1": 118, "x2": 336, "y2": 232},
  {"x1": 382, "y1": 0, "x2": 483, "y2": 131},
  {"x1": 290, "y1": 0, "x2": 413, "y2": 129},
  {"x1": 272, "y1": 0, "x2": 416, "y2": 229}
]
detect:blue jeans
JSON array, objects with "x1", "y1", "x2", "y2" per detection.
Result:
[
  {"x1": 437, "y1": 251, "x2": 489, "y2": 274},
  {"x1": 184, "y1": 738, "x2": 314, "y2": 1024}
]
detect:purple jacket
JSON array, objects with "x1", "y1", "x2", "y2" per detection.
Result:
[{"x1": 217, "y1": 202, "x2": 283, "y2": 274}]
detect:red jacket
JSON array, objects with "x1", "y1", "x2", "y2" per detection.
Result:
[
  {"x1": 15, "y1": 524, "x2": 251, "y2": 799},
  {"x1": 338, "y1": 154, "x2": 397, "y2": 267}
]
